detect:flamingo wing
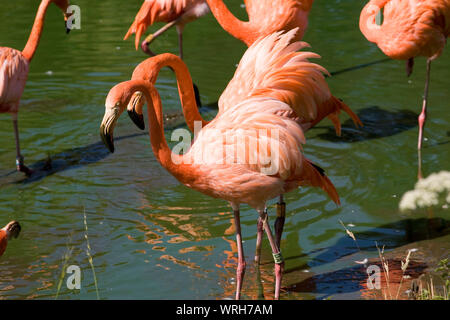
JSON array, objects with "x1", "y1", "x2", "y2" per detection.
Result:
[
  {"x1": 0, "y1": 48, "x2": 29, "y2": 112},
  {"x1": 186, "y1": 96, "x2": 339, "y2": 207},
  {"x1": 218, "y1": 29, "x2": 361, "y2": 132}
]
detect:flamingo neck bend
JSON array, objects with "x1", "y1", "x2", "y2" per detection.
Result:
[
  {"x1": 22, "y1": 0, "x2": 52, "y2": 62},
  {"x1": 124, "y1": 80, "x2": 192, "y2": 182},
  {"x1": 205, "y1": 0, "x2": 256, "y2": 46},
  {"x1": 359, "y1": 0, "x2": 389, "y2": 44},
  {"x1": 132, "y1": 53, "x2": 208, "y2": 132}
]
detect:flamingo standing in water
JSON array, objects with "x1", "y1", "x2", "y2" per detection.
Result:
[
  {"x1": 101, "y1": 29, "x2": 360, "y2": 299},
  {"x1": 0, "y1": 0, "x2": 71, "y2": 175},
  {"x1": 124, "y1": 30, "x2": 361, "y2": 266},
  {"x1": 0, "y1": 221, "x2": 21, "y2": 257},
  {"x1": 205, "y1": 0, "x2": 314, "y2": 46},
  {"x1": 124, "y1": 0, "x2": 210, "y2": 58},
  {"x1": 360, "y1": 0, "x2": 450, "y2": 150}
]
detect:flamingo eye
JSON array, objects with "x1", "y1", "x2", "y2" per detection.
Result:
[
  {"x1": 113, "y1": 101, "x2": 121, "y2": 110},
  {"x1": 376, "y1": 8, "x2": 384, "y2": 26}
]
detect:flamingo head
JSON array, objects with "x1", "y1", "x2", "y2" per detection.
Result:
[
  {"x1": 51, "y1": 0, "x2": 72, "y2": 34},
  {"x1": 359, "y1": 0, "x2": 389, "y2": 43},
  {"x1": 100, "y1": 81, "x2": 148, "y2": 153},
  {"x1": 100, "y1": 85, "x2": 128, "y2": 153},
  {"x1": 3, "y1": 221, "x2": 21, "y2": 241}
]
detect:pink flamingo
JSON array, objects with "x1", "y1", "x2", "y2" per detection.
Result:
[
  {"x1": 124, "y1": 30, "x2": 361, "y2": 263},
  {"x1": 124, "y1": 0, "x2": 210, "y2": 58},
  {"x1": 0, "y1": 0, "x2": 71, "y2": 175},
  {"x1": 360, "y1": 0, "x2": 450, "y2": 150},
  {"x1": 206, "y1": 0, "x2": 314, "y2": 46},
  {"x1": 0, "y1": 221, "x2": 21, "y2": 258},
  {"x1": 101, "y1": 29, "x2": 358, "y2": 299}
]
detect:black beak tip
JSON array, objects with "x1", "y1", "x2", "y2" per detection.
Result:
[
  {"x1": 128, "y1": 110, "x2": 145, "y2": 130},
  {"x1": 65, "y1": 21, "x2": 71, "y2": 34},
  {"x1": 106, "y1": 135, "x2": 115, "y2": 153},
  {"x1": 101, "y1": 132, "x2": 115, "y2": 153}
]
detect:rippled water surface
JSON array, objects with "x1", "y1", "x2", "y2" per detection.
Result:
[{"x1": 0, "y1": 0, "x2": 449, "y2": 299}]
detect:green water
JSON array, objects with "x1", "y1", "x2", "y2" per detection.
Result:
[{"x1": 0, "y1": 0, "x2": 448, "y2": 299}]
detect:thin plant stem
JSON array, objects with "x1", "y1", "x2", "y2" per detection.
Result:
[
  {"x1": 84, "y1": 208, "x2": 100, "y2": 300},
  {"x1": 55, "y1": 235, "x2": 74, "y2": 300}
]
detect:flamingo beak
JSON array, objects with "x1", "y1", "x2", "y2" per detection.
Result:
[
  {"x1": 5, "y1": 221, "x2": 21, "y2": 240},
  {"x1": 65, "y1": 16, "x2": 71, "y2": 34},
  {"x1": 100, "y1": 107, "x2": 120, "y2": 153},
  {"x1": 127, "y1": 92, "x2": 145, "y2": 130},
  {"x1": 56, "y1": 0, "x2": 72, "y2": 34}
]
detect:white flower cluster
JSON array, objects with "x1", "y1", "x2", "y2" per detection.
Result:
[{"x1": 399, "y1": 171, "x2": 450, "y2": 211}]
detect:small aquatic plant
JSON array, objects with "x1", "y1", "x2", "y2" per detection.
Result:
[
  {"x1": 55, "y1": 235, "x2": 74, "y2": 299},
  {"x1": 399, "y1": 171, "x2": 450, "y2": 211},
  {"x1": 84, "y1": 209, "x2": 100, "y2": 300},
  {"x1": 410, "y1": 259, "x2": 449, "y2": 300}
]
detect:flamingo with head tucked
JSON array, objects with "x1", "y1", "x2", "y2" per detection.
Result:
[
  {"x1": 205, "y1": 0, "x2": 314, "y2": 46},
  {"x1": 124, "y1": 0, "x2": 210, "y2": 58},
  {"x1": 0, "y1": 0, "x2": 71, "y2": 175},
  {"x1": 360, "y1": 0, "x2": 450, "y2": 150},
  {"x1": 101, "y1": 29, "x2": 359, "y2": 299},
  {"x1": 0, "y1": 221, "x2": 21, "y2": 258}
]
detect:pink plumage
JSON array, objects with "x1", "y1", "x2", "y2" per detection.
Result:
[
  {"x1": 0, "y1": 48, "x2": 29, "y2": 114},
  {"x1": 1, "y1": 0, "x2": 70, "y2": 174},
  {"x1": 124, "y1": 0, "x2": 209, "y2": 50},
  {"x1": 101, "y1": 29, "x2": 348, "y2": 299},
  {"x1": 360, "y1": 0, "x2": 450, "y2": 150},
  {"x1": 360, "y1": 0, "x2": 450, "y2": 60}
]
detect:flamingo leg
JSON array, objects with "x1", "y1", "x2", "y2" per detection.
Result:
[
  {"x1": 233, "y1": 209, "x2": 246, "y2": 300},
  {"x1": 254, "y1": 216, "x2": 264, "y2": 264},
  {"x1": 406, "y1": 57, "x2": 414, "y2": 77},
  {"x1": 144, "y1": 19, "x2": 178, "y2": 44},
  {"x1": 259, "y1": 208, "x2": 284, "y2": 300},
  {"x1": 274, "y1": 195, "x2": 286, "y2": 250},
  {"x1": 255, "y1": 260, "x2": 265, "y2": 299},
  {"x1": 141, "y1": 16, "x2": 183, "y2": 57},
  {"x1": 417, "y1": 149, "x2": 423, "y2": 180},
  {"x1": 417, "y1": 58, "x2": 431, "y2": 150},
  {"x1": 12, "y1": 114, "x2": 32, "y2": 176}
]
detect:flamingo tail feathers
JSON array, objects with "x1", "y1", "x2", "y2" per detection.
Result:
[
  {"x1": 302, "y1": 159, "x2": 341, "y2": 205},
  {"x1": 326, "y1": 96, "x2": 363, "y2": 136},
  {"x1": 124, "y1": 1, "x2": 160, "y2": 49}
]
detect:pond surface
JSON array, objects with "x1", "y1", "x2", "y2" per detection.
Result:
[{"x1": 0, "y1": 0, "x2": 448, "y2": 300}]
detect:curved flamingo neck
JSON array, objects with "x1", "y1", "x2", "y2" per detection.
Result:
[
  {"x1": 132, "y1": 53, "x2": 208, "y2": 132},
  {"x1": 22, "y1": 0, "x2": 52, "y2": 62},
  {"x1": 124, "y1": 80, "x2": 192, "y2": 181},
  {"x1": 206, "y1": 0, "x2": 256, "y2": 46},
  {"x1": 359, "y1": 0, "x2": 389, "y2": 44}
]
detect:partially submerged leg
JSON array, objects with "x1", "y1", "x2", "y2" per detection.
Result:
[
  {"x1": 254, "y1": 216, "x2": 264, "y2": 264},
  {"x1": 259, "y1": 208, "x2": 284, "y2": 300},
  {"x1": 233, "y1": 209, "x2": 246, "y2": 300},
  {"x1": 12, "y1": 114, "x2": 32, "y2": 176},
  {"x1": 418, "y1": 59, "x2": 431, "y2": 150},
  {"x1": 274, "y1": 195, "x2": 286, "y2": 250}
]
